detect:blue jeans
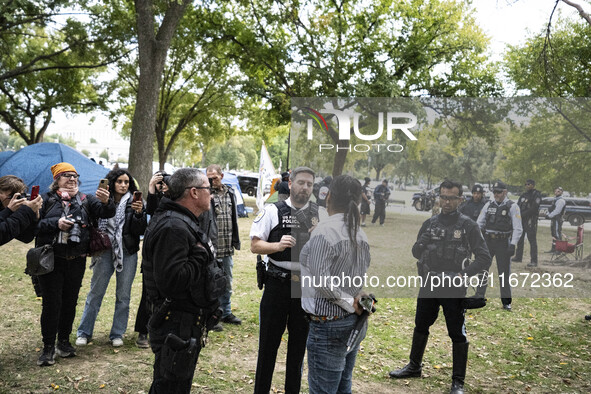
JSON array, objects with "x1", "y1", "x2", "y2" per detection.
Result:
[
  {"x1": 218, "y1": 255, "x2": 233, "y2": 318},
  {"x1": 77, "y1": 250, "x2": 138, "y2": 340},
  {"x1": 307, "y1": 314, "x2": 367, "y2": 394}
]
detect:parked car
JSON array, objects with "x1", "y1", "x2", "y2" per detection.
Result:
[
  {"x1": 538, "y1": 197, "x2": 591, "y2": 226},
  {"x1": 237, "y1": 174, "x2": 259, "y2": 196}
]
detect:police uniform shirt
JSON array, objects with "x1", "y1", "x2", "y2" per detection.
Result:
[
  {"x1": 250, "y1": 197, "x2": 312, "y2": 272},
  {"x1": 477, "y1": 197, "x2": 523, "y2": 245}
]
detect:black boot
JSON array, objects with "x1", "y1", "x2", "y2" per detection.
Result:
[
  {"x1": 450, "y1": 342, "x2": 469, "y2": 394},
  {"x1": 389, "y1": 332, "x2": 428, "y2": 379}
]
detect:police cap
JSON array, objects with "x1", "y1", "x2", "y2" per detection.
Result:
[
  {"x1": 472, "y1": 184, "x2": 484, "y2": 193},
  {"x1": 492, "y1": 181, "x2": 507, "y2": 192},
  {"x1": 526, "y1": 179, "x2": 535, "y2": 186}
]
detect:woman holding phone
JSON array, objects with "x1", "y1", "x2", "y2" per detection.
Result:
[{"x1": 76, "y1": 168, "x2": 147, "y2": 349}]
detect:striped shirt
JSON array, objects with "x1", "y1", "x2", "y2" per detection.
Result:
[{"x1": 300, "y1": 213, "x2": 371, "y2": 317}]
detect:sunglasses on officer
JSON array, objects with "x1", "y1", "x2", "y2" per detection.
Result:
[{"x1": 439, "y1": 195, "x2": 461, "y2": 201}]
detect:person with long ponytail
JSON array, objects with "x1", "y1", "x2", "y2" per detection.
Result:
[{"x1": 300, "y1": 175, "x2": 371, "y2": 393}]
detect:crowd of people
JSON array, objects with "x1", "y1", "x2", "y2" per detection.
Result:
[{"x1": 1, "y1": 162, "x2": 580, "y2": 393}]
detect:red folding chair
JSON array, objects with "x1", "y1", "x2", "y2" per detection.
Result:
[{"x1": 551, "y1": 225, "x2": 584, "y2": 262}]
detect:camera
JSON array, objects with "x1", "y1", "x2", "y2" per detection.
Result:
[
  {"x1": 157, "y1": 171, "x2": 171, "y2": 187},
  {"x1": 68, "y1": 215, "x2": 85, "y2": 244}
]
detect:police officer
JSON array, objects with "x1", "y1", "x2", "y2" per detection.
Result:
[
  {"x1": 250, "y1": 166, "x2": 318, "y2": 394},
  {"x1": 459, "y1": 184, "x2": 486, "y2": 222},
  {"x1": 513, "y1": 179, "x2": 542, "y2": 267},
  {"x1": 545, "y1": 186, "x2": 566, "y2": 253},
  {"x1": 389, "y1": 180, "x2": 491, "y2": 394},
  {"x1": 477, "y1": 181, "x2": 522, "y2": 311},
  {"x1": 371, "y1": 179, "x2": 390, "y2": 226},
  {"x1": 142, "y1": 168, "x2": 224, "y2": 393},
  {"x1": 360, "y1": 177, "x2": 371, "y2": 226}
]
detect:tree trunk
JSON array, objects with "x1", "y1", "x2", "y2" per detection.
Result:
[{"x1": 127, "y1": 0, "x2": 191, "y2": 193}]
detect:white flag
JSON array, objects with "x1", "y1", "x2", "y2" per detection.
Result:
[{"x1": 256, "y1": 141, "x2": 276, "y2": 211}]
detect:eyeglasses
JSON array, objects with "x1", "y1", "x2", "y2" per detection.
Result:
[
  {"x1": 439, "y1": 195, "x2": 461, "y2": 201},
  {"x1": 186, "y1": 186, "x2": 211, "y2": 192},
  {"x1": 60, "y1": 173, "x2": 79, "y2": 179}
]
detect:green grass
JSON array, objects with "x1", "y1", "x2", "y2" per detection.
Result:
[{"x1": 0, "y1": 203, "x2": 589, "y2": 393}]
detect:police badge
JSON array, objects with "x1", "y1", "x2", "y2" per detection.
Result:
[{"x1": 454, "y1": 230, "x2": 462, "y2": 239}]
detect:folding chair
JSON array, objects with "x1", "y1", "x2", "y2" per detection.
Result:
[{"x1": 551, "y1": 225, "x2": 584, "y2": 262}]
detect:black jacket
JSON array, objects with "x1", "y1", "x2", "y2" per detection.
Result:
[
  {"x1": 0, "y1": 205, "x2": 37, "y2": 246},
  {"x1": 121, "y1": 199, "x2": 148, "y2": 255},
  {"x1": 142, "y1": 197, "x2": 218, "y2": 314},
  {"x1": 412, "y1": 210, "x2": 491, "y2": 277},
  {"x1": 36, "y1": 191, "x2": 116, "y2": 258}
]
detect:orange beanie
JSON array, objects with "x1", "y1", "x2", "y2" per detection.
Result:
[{"x1": 51, "y1": 162, "x2": 77, "y2": 179}]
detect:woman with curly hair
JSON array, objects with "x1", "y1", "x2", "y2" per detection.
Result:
[{"x1": 76, "y1": 168, "x2": 147, "y2": 348}]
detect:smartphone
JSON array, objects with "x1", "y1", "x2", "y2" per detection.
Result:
[
  {"x1": 30, "y1": 185, "x2": 39, "y2": 200},
  {"x1": 133, "y1": 190, "x2": 143, "y2": 202},
  {"x1": 99, "y1": 178, "x2": 109, "y2": 190}
]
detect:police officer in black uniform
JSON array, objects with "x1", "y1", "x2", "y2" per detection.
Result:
[
  {"x1": 389, "y1": 180, "x2": 491, "y2": 394},
  {"x1": 142, "y1": 168, "x2": 225, "y2": 393},
  {"x1": 477, "y1": 181, "x2": 522, "y2": 311},
  {"x1": 459, "y1": 184, "x2": 486, "y2": 222},
  {"x1": 250, "y1": 166, "x2": 318, "y2": 394},
  {"x1": 513, "y1": 179, "x2": 542, "y2": 267}
]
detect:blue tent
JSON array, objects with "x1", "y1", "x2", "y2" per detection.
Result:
[
  {"x1": 0, "y1": 150, "x2": 15, "y2": 167},
  {"x1": 222, "y1": 172, "x2": 248, "y2": 217},
  {"x1": 0, "y1": 143, "x2": 109, "y2": 195}
]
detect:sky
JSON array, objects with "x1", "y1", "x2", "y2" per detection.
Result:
[{"x1": 47, "y1": 0, "x2": 583, "y2": 162}]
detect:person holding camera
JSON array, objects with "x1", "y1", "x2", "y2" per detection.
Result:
[
  {"x1": 0, "y1": 175, "x2": 43, "y2": 245},
  {"x1": 389, "y1": 180, "x2": 491, "y2": 394},
  {"x1": 300, "y1": 175, "x2": 371, "y2": 393},
  {"x1": 76, "y1": 169, "x2": 147, "y2": 348},
  {"x1": 142, "y1": 168, "x2": 224, "y2": 393},
  {"x1": 146, "y1": 170, "x2": 170, "y2": 215},
  {"x1": 250, "y1": 166, "x2": 318, "y2": 394},
  {"x1": 35, "y1": 162, "x2": 116, "y2": 366},
  {"x1": 131, "y1": 170, "x2": 171, "y2": 347}
]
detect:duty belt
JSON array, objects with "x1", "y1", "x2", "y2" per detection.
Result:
[
  {"x1": 307, "y1": 313, "x2": 352, "y2": 323},
  {"x1": 485, "y1": 232, "x2": 511, "y2": 240},
  {"x1": 266, "y1": 263, "x2": 301, "y2": 282}
]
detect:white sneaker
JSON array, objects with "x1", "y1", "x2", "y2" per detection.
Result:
[
  {"x1": 75, "y1": 337, "x2": 88, "y2": 346},
  {"x1": 112, "y1": 338, "x2": 124, "y2": 347}
]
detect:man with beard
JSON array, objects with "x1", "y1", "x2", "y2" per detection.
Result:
[
  {"x1": 459, "y1": 184, "x2": 486, "y2": 223},
  {"x1": 389, "y1": 180, "x2": 491, "y2": 394},
  {"x1": 250, "y1": 166, "x2": 318, "y2": 394},
  {"x1": 513, "y1": 179, "x2": 542, "y2": 267}
]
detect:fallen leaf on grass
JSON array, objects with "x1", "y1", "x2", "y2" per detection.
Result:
[
  {"x1": 526, "y1": 337, "x2": 534, "y2": 341},
  {"x1": 99, "y1": 384, "x2": 106, "y2": 389}
]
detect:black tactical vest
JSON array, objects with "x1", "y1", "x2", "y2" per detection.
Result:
[
  {"x1": 518, "y1": 190, "x2": 541, "y2": 215},
  {"x1": 268, "y1": 201, "x2": 319, "y2": 263},
  {"x1": 460, "y1": 200, "x2": 486, "y2": 222},
  {"x1": 143, "y1": 210, "x2": 218, "y2": 312},
  {"x1": 549, "y1": 196, "x2": 566, "y2": 218},
  {"x1": 423, "y1": 214, "x2": 471, "y2": 272},
  {"x1": 484, "y1": 200, "x2": 514, "y2": 233}
]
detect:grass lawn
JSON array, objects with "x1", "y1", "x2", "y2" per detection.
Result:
[{"x1": 0, "y1": 201, "x2": 590, "y2": 393}]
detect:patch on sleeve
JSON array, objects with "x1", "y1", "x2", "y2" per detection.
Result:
[{"x1": 254, "y1": 209, "x2": 266, "y2": 223}]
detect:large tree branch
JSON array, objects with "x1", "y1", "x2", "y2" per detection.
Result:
[{"x1": 561, "y1": 0, "x2": 591, "y2": 26}]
